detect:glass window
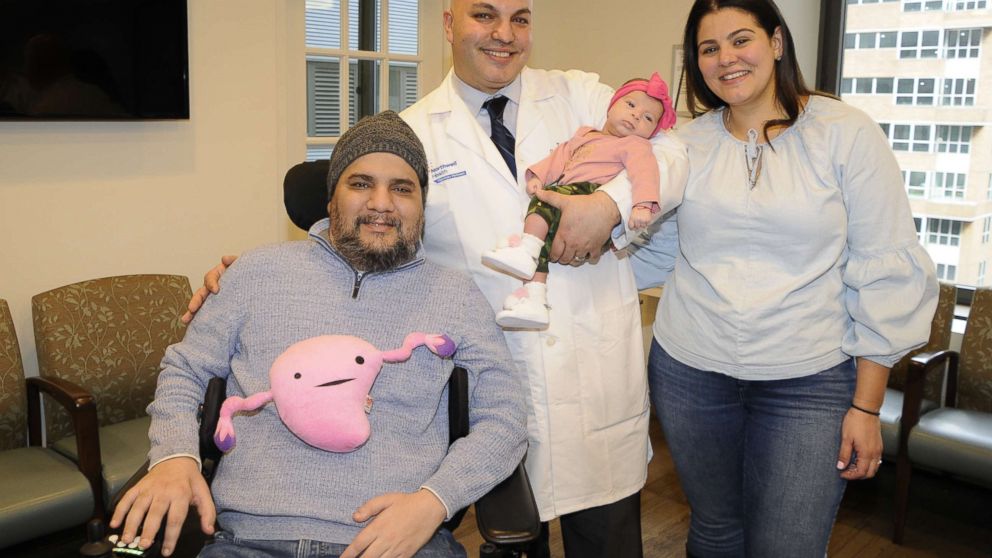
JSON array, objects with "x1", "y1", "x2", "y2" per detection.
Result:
[
  {"x1": 903, "y1": 170, "x2": 928, "y2": 197},
  {"x1": 950, "y1": 0, "x2": 988, "y2": 9},
  {"x1": 307, "y1": 56, "x2": 342, "y2": 137},
  {"x1": 983, "y1": 217, "x2": 991, "y2": 243},
  {"x1": 879, "y1": 31, "x2": 899, "y2": 47},
  {"x1": 933, "y1": 172, "x2": 967, "y2": 199},
  {"x1": 912, "y1": 125, "x2": 932, "y2": 152},
  {"x1": 941, "y1": 78, "x2": 976, "y2": 106},
  {"x1": 927, "y1": 219, "x2": 962, "y2": 246},
  {"x1": 922, "y1": 30, "x2": 940, "y2": 57},
  {"x1": 896, "y1": 78, "x2": 936, "y2": 105},
  {"x1": 388, "y1": 0, "x2": 419, "y2": 55},
  {"x1": 945, "y1": 28, "x2": 981, "y2": 58},
  {"x1": 305, "y1": 0, "x2": 422, "y2": 155},
  {"x1": 937, "y1": 263, "x2": 958, "y2": 281},
  {"x1": 876, "y1": 77, "x2": 895, "y2": 93},
  {"x1": 900, "y1": 30, "x2": 942, "y2": 58},
  {"x1": 306, "y1": 0, "x2": 341, "y2": 49},
  {"x1": 935, "y1": 125, "x2": 972, "y2": 153}
]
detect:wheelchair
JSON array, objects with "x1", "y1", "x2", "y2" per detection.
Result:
[{"x1": 81, "y1": 368, "x2": 540, "y2": 557}]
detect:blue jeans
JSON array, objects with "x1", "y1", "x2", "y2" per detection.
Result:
[
  {"x1": 198, "y1": 529, "x2": 466, "y2": 558},
  {"x1": 648, "y1": 341, "x2": 854, "y2": 558}
]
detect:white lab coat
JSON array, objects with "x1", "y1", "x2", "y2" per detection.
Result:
[{"x1": 402, "y1": 68, "x2": 686, "y2": 520}]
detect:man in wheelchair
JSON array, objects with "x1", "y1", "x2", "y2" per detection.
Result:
[{"x1": 109, "y1": 111, "x2": 527, "y2": 558}]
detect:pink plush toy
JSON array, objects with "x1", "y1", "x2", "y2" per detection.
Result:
[{"x1": 213, "y1": 332, "x2": 456, "y2": 453}]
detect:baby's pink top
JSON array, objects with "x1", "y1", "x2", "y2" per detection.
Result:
[{"x1": 526, "y1": 126, "x2": 660, "y2": 207}]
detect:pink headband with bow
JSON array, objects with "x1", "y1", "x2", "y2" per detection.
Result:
[{"x1": 608, "y1": 72, "x2": 676, "y2": 136}]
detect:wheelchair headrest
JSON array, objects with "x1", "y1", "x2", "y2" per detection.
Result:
[{"x1": 284, "y1": 159, "x2": 330, "y2": 231}]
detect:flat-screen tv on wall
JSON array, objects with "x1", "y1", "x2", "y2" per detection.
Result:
[{"x1": 0, "y1": 0, "x2": 189, "y2": 120}]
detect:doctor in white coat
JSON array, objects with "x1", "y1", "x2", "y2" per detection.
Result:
[{"x1": 402, "y1": 1, "x2": 687, "y2": 556}]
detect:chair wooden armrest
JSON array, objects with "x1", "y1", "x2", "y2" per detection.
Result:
[
  {"x1": 901, "y1": 350, "x2": 957, "y2": 436},
  {"x1": 26, "y1": 376, "x2": 106, "y2": 520}
]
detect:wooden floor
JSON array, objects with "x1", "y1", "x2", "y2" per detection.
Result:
[
  {"x1": 10, "y1": 417, "x2": 990, "y2": 557},
  {"x1": 454, "y1": 418, "x2": 992, "y2": 557}
]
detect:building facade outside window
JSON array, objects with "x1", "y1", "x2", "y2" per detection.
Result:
[{"x1": 833, "y1": 0, "x2": 992, "y2": 288}]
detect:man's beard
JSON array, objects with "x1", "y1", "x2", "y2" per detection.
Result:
[{"x1": 329, "y1": 204, "x2": 423, "y2": 273}]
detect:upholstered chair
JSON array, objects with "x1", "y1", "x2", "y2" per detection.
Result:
[
  {"x1": 893, "y1": 286, "x2": 992, "y2": 543},
  {"x1": 0, "y1": 299, "x2": 104, "y2": 548},
  {"x1": 880, "y1": 282, "x2": 956, "y2": 457},
  {"x1": 32, "y1": 275, "x2": 190, "y2": 505}
]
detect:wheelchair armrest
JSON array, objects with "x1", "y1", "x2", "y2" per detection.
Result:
[
  {"x1": 26, "y1": 376, "x2": 105, "y2": 520},
  {"x1": 474, "y1": 462, "x2": 541, "y2": 546},
  {"x1": 198, "y1": 377, "x2": 227, "y2": 483}
]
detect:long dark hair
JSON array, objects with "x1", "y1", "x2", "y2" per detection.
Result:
[{"x1": 682, "y1": 0, "x2": 819, "y2": 142}]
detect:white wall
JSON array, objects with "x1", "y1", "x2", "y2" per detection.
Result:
[
  {"x1": 0, "y1": 1, "x2": 306, "y2": 378},
  {"x1": 0, "y1": 0, "x2": 820, "y2": 379},
  {"x1": 529, "y1": 0, "x2": 820, "y2": 90}
]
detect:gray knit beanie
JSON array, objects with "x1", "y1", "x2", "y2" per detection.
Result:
[{"x1": 326, "y1": 110, "x2": 429, "y2": 202}]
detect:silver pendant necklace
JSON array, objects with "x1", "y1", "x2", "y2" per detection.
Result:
[{"x1": 744, "y1": 128, "x2": 763, "y2": 190}]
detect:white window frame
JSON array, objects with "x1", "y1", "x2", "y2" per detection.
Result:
[
  {"x1": 305, "y1": 0, "x2": 424, "y2": 159},
  {"x1": 936, "y1": 262, "x2": 958, "y2": 281},
  {"x1": 927, "y1": 218, "x2": 963, "y2": 246},
  {"x1": 899, "y1": 29, "x2": 942, "y2": 58},
  {"x1": 903, "y1": 170, "x2": 929, "y2": 197},
  {"x1": 896, "y1": 78, "x2": 936, "y2": 105},
  {"x1": 844, "y1": 30, "x2": 899, "y2": 49},
  {"x1": 933, "y1": 172, "x2": 967, "y2": 200},
  {"x1": 979, "y1": 260, "x2": 987, "y2": 286},
  {"x1": 948, "y1": 0, "x2": 988, "y2": 10},
  {"x1": 882, "y1": 122, "x2": 932, "y2": 152},
  {"x1": 983, "y1": 217, "x2": 991, "y2": 243},
  {"x1": 940, "y1": 78, "x2": 977, "y2": 106},
  {"x1": 944, "y1": 28, "x2": 982, "y2": 58},
  {"x1": 935, "y1": 125, "x2": 972, "y2": 154},
  {"x1": 841, "y1": 76, "x2": 895, "y2": 95},
  {"x1": 902, "y1": 0, "x2": 946, "y2": 10}
]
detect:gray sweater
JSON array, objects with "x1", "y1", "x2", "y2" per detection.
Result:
[{"x1": 148, "y1": 218, "x2": 527, "y2": 544}]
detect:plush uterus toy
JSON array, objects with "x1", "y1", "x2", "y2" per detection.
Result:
[{"x1": 213, "y1": 332, "x2": 456, "y2": 453}]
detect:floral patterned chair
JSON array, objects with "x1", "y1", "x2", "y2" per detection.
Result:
[
  {"x1": 893, "y1": 286, "x2": 992, "y2": 544},
  {"x1": 32, "y1": 275, "x2": 190, "y2": 507},
  {"x1": 0, "y1": 299, "x2": 104, "y2": 548},
  {"x1": 879, "y1": 282, "x2": 956, "y2": 458}
]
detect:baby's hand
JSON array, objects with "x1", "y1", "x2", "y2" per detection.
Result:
[
  {"x1": 526, "y1": 177, "x2": 544, "y2": 195},
  {"x1": 629, "y1": 206, "x2": 653, "y2": 230}
]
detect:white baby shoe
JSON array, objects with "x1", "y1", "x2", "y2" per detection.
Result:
[
  {"x1": 482, "y1": 233, "x2": 544, "y2": 280},
  {"x1": 496, "y1": 283, "x2": 549, "y2": 329}
]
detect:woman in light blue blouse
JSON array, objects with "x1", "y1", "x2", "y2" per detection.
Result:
[{"x1": 632, "y1": 0, "x2": 938, "y2": 556}]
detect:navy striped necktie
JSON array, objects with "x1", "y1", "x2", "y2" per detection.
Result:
[{"x1": 482, "y1": 95, "x2": 517, "y2": 179}]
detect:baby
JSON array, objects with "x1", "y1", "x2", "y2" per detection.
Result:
[{"x1": 483, "y1": 72, "x2": 676, "y2": 328}]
